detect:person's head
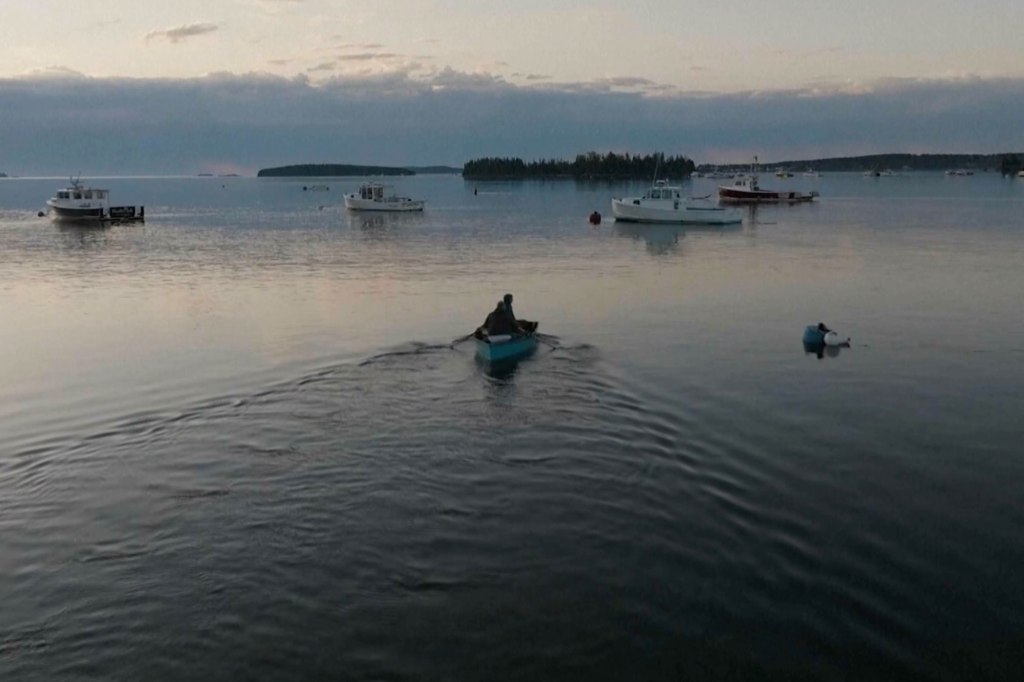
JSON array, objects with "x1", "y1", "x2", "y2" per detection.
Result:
[
  {"x1": 503, "y1": 293, "x2": 513, "y2": 306},
  {"x1": 496, "y1": 300, "x2": 506, "y2": 311}
]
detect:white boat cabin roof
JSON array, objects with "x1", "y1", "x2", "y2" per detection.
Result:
[
  {"x1": 355, "y1": 182, "x2": 396, "y2": 200},
  {"x1": 642, "y1": 181, "x2": 683, "y2": 200},
  {"x1": 54, "y1": 187, "x2": 109, "y2": 200}
]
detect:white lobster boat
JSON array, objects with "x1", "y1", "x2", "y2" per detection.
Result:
[
  {"x1": 611, "y1": 181, "x2": 742, "y2": 225},
  {"x1": 45, "y1": 179, "x2": 144, "y2": 222},
  {"x1": 344, "y1": 182, "x2": 424, "y2": 212}
]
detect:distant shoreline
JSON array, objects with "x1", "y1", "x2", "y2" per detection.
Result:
[
  {"x1": 256, "y1": 163, "x2": 462, "y2": 177},
  {"x1": 704, "y1": 152, "x2": 1024, "y2": 173}
]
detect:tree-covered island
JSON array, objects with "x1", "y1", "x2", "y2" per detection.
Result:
[
  {"x1": 257, "y1": 164, "x2": 416, "y2": 177},
  {"x1": 463, "y1": 152, "x2": 696, "y2": 180}
]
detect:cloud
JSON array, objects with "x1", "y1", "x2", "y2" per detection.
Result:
[
  {"x1": 337, "y1": 53, "x2": 400, "y2": 62},
  {"x1": 335, "y1": 43, "x2": 386, "y2": 50},
  {"x1": 145, "y1": 23, "x2": 219, "y2": 44},
  {"x1": 1, "y1": 70, "x2": 1022, "y2": 175},
  {"x1": 18, "y1": 66, "x2": 89, "y2": 81}
]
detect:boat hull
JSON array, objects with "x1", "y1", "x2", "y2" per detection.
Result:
[
  {"x1": 46, "y1": 202, "x2": 106, "y2": 221},
  {"x1": 718, "y1": 188, "x2": 817, "y2": 203},
  {"x1": 344, "y1": 196, "x2": 424, "y2": 212},
  {"x1": 474, "y1": 334, "x2": 538, "y2": 362},
  {"x1": 611, "y1": 199, "x2": 742, "y2": 225}
]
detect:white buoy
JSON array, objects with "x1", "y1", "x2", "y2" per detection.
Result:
[{"x1": 823, "y1": 330, "x2": 850, "y2": 347}]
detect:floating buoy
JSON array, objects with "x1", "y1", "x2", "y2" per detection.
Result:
[
  {"x1": 589, "y1": 210, "x2": 602, "y2": 225},
  {"x1": 824, "y1": 330, "x2": 851, "y2": 347}
]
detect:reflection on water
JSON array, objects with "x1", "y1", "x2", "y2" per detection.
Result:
[
  {"x1": 613, "y1": 223, "x2": 684, "y2": 255},
  {"x1": 612, "y1": 220, "x2": 744, "y2": 256},
  {"x1": 346, "y1": 211, "x2": 426, "y2": 233},
  {"x1": 802, "y1": 340, "x2": 844, "y2": 359},
  {"x1": 57, "y1": 223, "x2": 112, "y2": 249}
]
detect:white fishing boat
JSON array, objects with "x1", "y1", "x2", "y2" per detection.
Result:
[
  {"x1": 344, "y1": 182, "x2": 424, "y2": 212},
  {"x1": 45, "y1": 178, "x2": 144, "y2": 222},
  {"x1": 612, "y1": 181, "x2": 742, "y2": 225}
]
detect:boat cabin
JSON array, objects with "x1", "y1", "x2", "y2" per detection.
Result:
[
  {"x1": 56, "y1": 188, "x2": 109, "y2": 201},
  {"x1": 643, "y1": 187, "x2": 681, "y2": 200},
  {"x1": 728, "y1": 176, "x2": 761, "y2": 191},
  {"x1": 358, "y1": 183, "x2": 387, "y2": 201},
  {"x1": 640, "y1": 181, "x2": 683, "y2": 201}
]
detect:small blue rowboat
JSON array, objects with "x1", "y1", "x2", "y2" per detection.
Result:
[{"x1": 474, "y1": 333, "x2": 538, "y2": 363}]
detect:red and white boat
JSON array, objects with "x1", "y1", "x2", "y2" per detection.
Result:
[
  {"x1": 718, "y1": 158, "x2": 818, "y2": 203},
  {"x1": 718, "y1": 174, "x2": 818, "y2": 203}
]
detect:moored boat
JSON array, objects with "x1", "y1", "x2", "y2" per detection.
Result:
[
  {"x1": 344, "y1": 182, "x2": 424, "y2": 212},
  {"x1": 718, "y1": 174, "x2": 818, "y2": 203},
  {"x1": 612, "y1": 181, "x2": 742, "y2": 224},
  {"x1": 45, "y1": 179, "x2": 144, "y2": 222},
  {"x1": 474, "y1": 332, "x2": 538, "y2": 362}
]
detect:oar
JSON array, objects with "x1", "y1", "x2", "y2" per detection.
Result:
[
  {"x1": 533, "y1": 332, "x2": 559, "y2": 350},
  {"x1": 450, "y1": 330, "x2": 478, "y2": 347}
]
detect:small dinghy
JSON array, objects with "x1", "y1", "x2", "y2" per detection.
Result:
[{"x1": 474, "y1": 332, "x2": 538, "y2": 363}]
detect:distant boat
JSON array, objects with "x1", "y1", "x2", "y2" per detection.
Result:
[
  {"x1": 1018, "y1": 170, "x2": 1024, "y2": 178},
  {"x1": 774, "y1": 168, "x2": 794, "y2": 178},
  {"x1": 612, "y1": 180, "x2": 742, "y2": 224},
  {"x1": 344, "y1": 182, "x2": 425, "y2": 212},
  {"x1": 803, "y1": 169, "x2": 821, "y2": 177}
]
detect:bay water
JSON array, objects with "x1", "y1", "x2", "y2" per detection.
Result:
[{"x1": 2, "y1": 173, "x2": 1023, "y2": 680}]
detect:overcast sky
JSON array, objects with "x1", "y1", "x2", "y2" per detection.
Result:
[{"x1": 2, "y1": 0, "x2": 1023, "y2": 175}]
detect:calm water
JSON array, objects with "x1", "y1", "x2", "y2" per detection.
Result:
[{"x1": 2, "y1": 173, "x2": 1023, "y2": 680}]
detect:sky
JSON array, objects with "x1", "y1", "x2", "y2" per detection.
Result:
[{"x1": 2, "y1": 0, "x2": 1023, "y2": 175}]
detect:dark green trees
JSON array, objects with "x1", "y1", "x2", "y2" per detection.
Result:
[{"x1": 462, "y1": 152, "x2": 695, "y2": 180}]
